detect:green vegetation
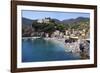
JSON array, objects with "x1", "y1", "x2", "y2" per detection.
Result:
[{"x1": 32, "y1": 19, "x2": 67, "y2": 36}]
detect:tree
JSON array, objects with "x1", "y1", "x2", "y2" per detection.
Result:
[{"x1": 56, "y1": 24, "x2": 66, "y2": 32}]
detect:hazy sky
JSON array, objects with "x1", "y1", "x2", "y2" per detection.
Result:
[{"x1": 22, "y1": 10, "x2": 90, "y2": 21}]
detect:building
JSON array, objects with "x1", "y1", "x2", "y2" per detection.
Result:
[{"x1": 37, "y1": 17, "x2": 51, "y2": 23}]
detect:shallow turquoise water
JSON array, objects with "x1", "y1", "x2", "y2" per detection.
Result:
[{"x1": 22, "y1": 38, "x2": 80, "y2": 62}]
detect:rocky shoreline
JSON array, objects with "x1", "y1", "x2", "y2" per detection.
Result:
[{"x1": 44, "y1": 37, "x2": 90, "y2": 59}]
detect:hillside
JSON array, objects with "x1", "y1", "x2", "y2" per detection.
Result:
[{"x1": 22, "y1": 17, "x2": 90, "y2": 30}]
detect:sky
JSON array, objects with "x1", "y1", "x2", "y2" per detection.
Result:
[{"x1": 22, "y1": 10, "x2": 90, "y2": 21}]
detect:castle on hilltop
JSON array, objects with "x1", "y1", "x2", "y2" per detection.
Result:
[{"x1": 37, "y1": 17, "x2": 51, "y2": 23}]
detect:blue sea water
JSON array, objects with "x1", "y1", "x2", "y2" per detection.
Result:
[{"x1": 22, "y1": 38, "x2": 81, "y2": 62}]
